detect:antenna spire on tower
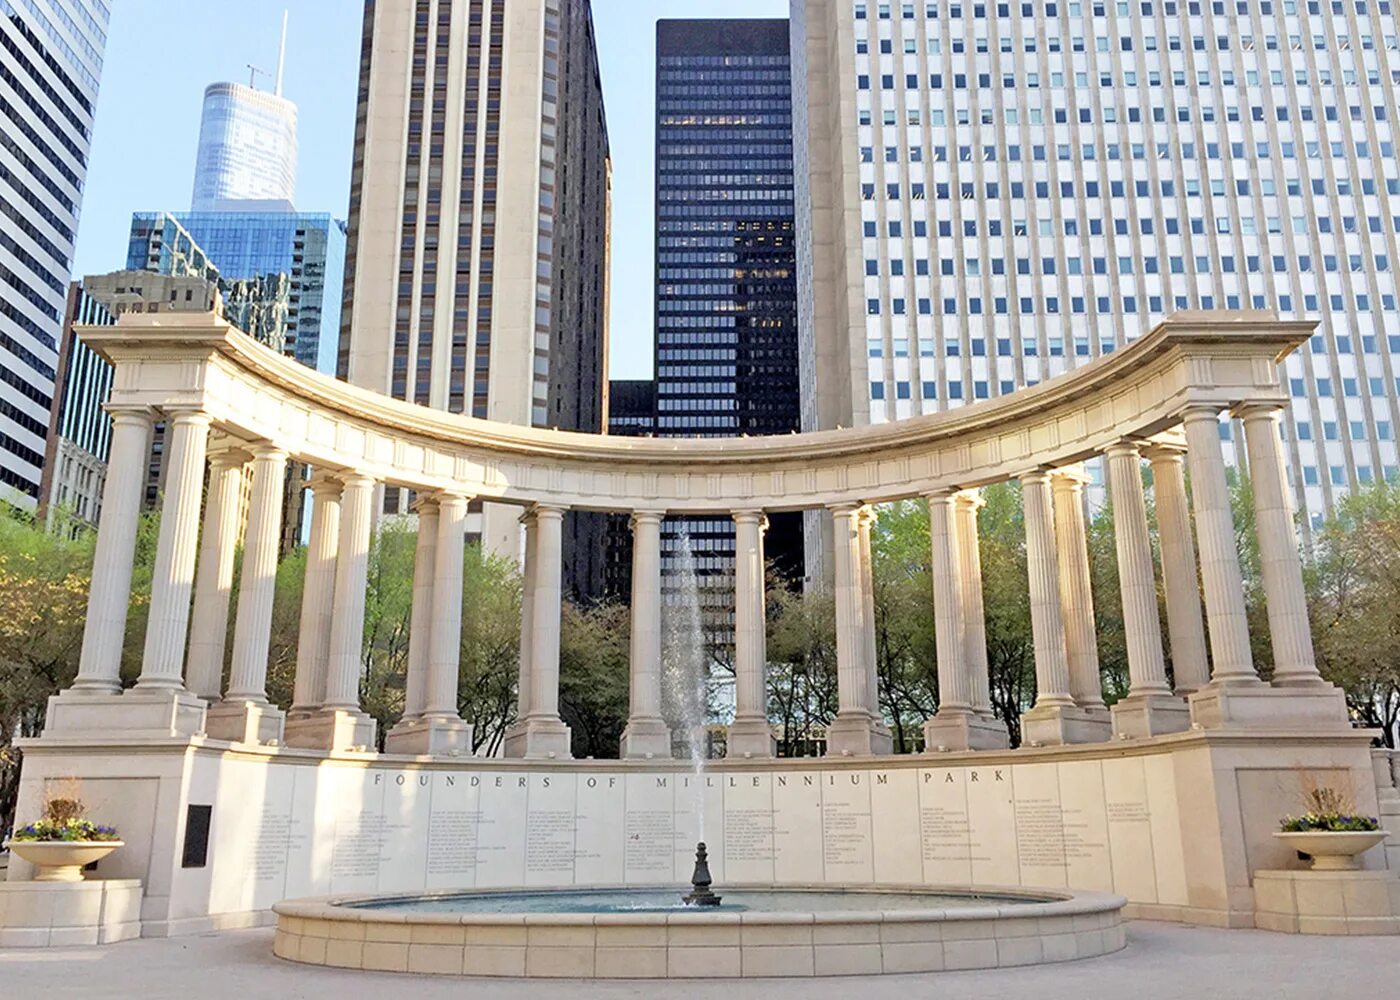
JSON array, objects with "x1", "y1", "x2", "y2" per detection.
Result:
[{"x1": 275, "y1": 10, "x2": 288, "y2": 97}]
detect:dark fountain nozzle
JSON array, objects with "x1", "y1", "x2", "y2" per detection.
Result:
[{"x1": 682, "y1": 841, "x2": 722, "y2": 907}]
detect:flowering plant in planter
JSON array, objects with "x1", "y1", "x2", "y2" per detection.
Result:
[
  {"x1": 1278, "y1": 785, "x2": 1380, "y2": 833},
  {"x1": 3, "y1": 785, "x2": 124, "y2": 882}
]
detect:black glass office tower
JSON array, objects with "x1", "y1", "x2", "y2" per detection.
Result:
[{"x1": 654, "y1": 19, "x2": 804, "y2": 662}]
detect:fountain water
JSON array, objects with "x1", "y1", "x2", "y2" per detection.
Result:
[{"x1": 661, "y1": 528, "x2": 710, "y2": 843}]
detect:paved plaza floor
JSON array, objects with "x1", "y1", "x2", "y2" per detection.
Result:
[{"x1": 1, "y1": 921, "x2": 1396, "y2": 999}]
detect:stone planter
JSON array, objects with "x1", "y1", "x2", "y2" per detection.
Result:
[
  {"x1": 2, "y1": 841, "x2": 123, "y2": 883},
  {"x1": 1274, "y1": 830, "x2": 1389, "y2": 871}
]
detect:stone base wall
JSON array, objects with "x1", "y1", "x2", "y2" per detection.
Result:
[{"x1": 8, "y1": 729, "x2": 1387, "y2": 936}]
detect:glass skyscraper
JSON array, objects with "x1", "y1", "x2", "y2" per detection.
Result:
[
  {"x1": 191, "y1": 82, "x2": 298, "y2": 212},
  {"x1": 127, "y1": 211, "x2": 347, "y2": 375},
  {"x1": 0, "y1": 0, "x2": 108, "y2": 506},
  {"x1": 655, "y1": 19, "x2": 806, "y2": 660},
  {"x1": 794, "y1": 0, "x2": 1400, "y2": 540}
]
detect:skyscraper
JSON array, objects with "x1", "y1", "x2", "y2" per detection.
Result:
[
  {"x1": 654, "y1": 18, "x2": 806, "y2": 659},
  {"x1": 794, "y1": 1, "x2": 1400, "y2": 540},
  {"x1": 341, "y1": 0, "x2": 612, "y2": 598},
  {"x1": 0, "y1": 0, "x2": 108, "y2": 507},
  {"x1": 190, "y1": 18, "x2": 297, "y2": 212}
]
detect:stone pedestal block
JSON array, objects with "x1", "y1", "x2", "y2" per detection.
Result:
[
  {"x1": 383, "y1": 716, "x2": 473, "y2": 756},
  {"x1": 203, "y1": 701, "x2": 286, "y2": 745},
  {"x1": 1110, "y1": 694, "x2": 1192, "y2": 740},
  {"x1": 282, "y1": 709, "x2": 377, "y2": 752},
  {"x1": 1253, "y1": 869, "x2": 1400, "y2": 935},
  {"x1": 725, "y1": 719, "x2": 776, "y2": 759},
  {"x1": 0, "y1": 879, "x2": 143, "y2": 947},
  {"x1": 825, "y1": 712, "x2": 895, "y2": 757},
  {"x1": 922, "y1": 711, "x2": 1012, "y2": 752},
  {"x1": 1189, "y1": 683, "x2": 1351, "y2": 731},
  {"x1": 43, "y1": 689, "x2": 206, "y2": 741},
  {"x1": 618, "y1": 718, "x2": 672, "y2": 759},
  {"x1": 503, "y1": 718, "x2": 573, "y2": 760},
  {"x1": 1021, "y1": 704, "x2": 1113, "y2": 746}
]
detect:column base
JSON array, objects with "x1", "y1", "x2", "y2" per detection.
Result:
[
  {"x1": 502, "y1": 717, "x2": 573, "y2": 759},
  {"x1": 825, "y1": 711, "x2": 895, "y2": 757},
  {"x1": 383, "y1": 716, "x2": 473, "y2": 756},
  {"x1": 1111, "y1": 693, "x2": 1192, "y2": 740},
  {"x1": 725, "y1": 718, "x2": 776, "y2": 759},
  {"x1": 619, "y1": 718, "x2": 672, "y2": 759},
  {"x1": 1021, "y1": 703, "x2": 1113, "y2": 746},
  {"x1": 203, "y1": 700, "x2": 285, "y2": 745},
  {"x1": 1188, "y1": 682, "x2": 1351, "y2": 731},
  {"x1": 42, "y1": 688, "x2": 206, "y2": 741},
  {"x1": 922, "y1": 710, "x2": 1011, "y2": 752},
  {"x1": 282, "y1": 708, "x2": 378, "y2": 752}
]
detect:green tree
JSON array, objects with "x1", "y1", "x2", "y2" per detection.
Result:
[{"x1": 765, "y1": 581, "x2": 838, "y2": 756}]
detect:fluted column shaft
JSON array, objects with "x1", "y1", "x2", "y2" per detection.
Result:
[
  {"x1": 732, "y1": 510, "x2": 769, "y2": 725},
  {"x1": 1182, "y1": 406, "x2": 1259, "y2": 684},
  {"x1": 627, "y1": 511, "x2": 665, "y2": 722},
  {"x1": 425, "y1": 494, "x2": 468, "y2": 718},
  {"x1": 74, "y1": 408, "x2": 155, "y2": 693},
  {"x1": 291, "y1": 477, "x2": 341, "y2": 712},
  {"x1": 226, "y1": 446, "x2": 289, "y2": 702},
  {"x1": 1051, "y1": 470, "x2": 1105, "y2": 710},
  {"x1": 831, "y1": 505, "x2": 871, "y2": 717},
  {"x1": 1240, "y1": 405, "x2": 1324, "y2": 685},
  {"x1": 1106, "y1": 443, "x2": 1173, "y2": 697},
  {"x1": 1145, "y1": 446, "x2": 1211, "y2": 694},
  {"x1": 526, "y1": 505, "x2": 565, "y2": 720},
  {"x1": 185, "y1": 449, "x2": 247, "y2": 700},
  {"x1": 856, "y1": 507, "x2": 881, "y2": 718},
  {"x1": 953, "y1": 492, "x2": 995, "y2": 717},
  {"x1": 1021, "y1": 471, "x2": 1075, "y2": 706},
  {"x1": 928, "y1": 492, "x2": 974, "y2": 713},
  {"x1": 517, "y1": 510, "x2": 538, "y2": 718},
  {"x1": 138, "y1": 410, "x2": 211, "y2": 690},
  {"x1": 402, "y1": 500, "x2": 440, "y2": 720},
  {"x1": 323, "y1": 474, "x2": 376, "y2": 711}
]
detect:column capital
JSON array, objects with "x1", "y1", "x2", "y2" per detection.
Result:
[
  {"x1": 629, "y1": 508, "x2": 666, "y2": 528},
  {"x1": 160, "y1": 405, "x2": 213, "y2": 427},
  {"x1": 207, "y1": 443, "x2": 252, "y2": 469},
  {"x1": 1232, "y1": 401, "x2": 1286, "y2": 423},
  {"x1": 337, "y1": 471, "x2": 377, "y2": 490},
  {"x1": 307, "y1": 471, "x2": 345, "y2": 499},
  {"x1": 828, "y1": 501, "x2": 863, "y2": 516},
  {"x1": 1049, "y1": 465, "x2": 1092, "y2": 489},
  {"x1": 1181, "y1": 403, "x2": 1227, "y2": 424},
  {"x1": 531, "y1": 503, "x2": 567, "y2": 521},
  {"x1": 923, "y1": 488, "x2": 960, "y2": 503},
  {"x1": 409, "y1": 493, "x2": 440, "y2": 515},
  {"x1": 733, "y1": 508, "x2": 769, "y2": 530},
  {"x1": 432, "y1": 490, "x2": 473, "y2": 509},
  {"x1": 102, "y1": 403, "x2": 157, "y2": 426},
  {"x1": 1018, "y1": 467, "x2": 1056, "y2": 486},
  {"x1": 953, "y1": 489, "x2": 986, "y2": 512},
  {"x1": 1103, "y1": 438, "x2": 1147, "y2": 461},
  {"x1": 248, "y1": 441, "x2": 289, "y2": 463},
  {"x1": 1142, "y1": 440, "x2": 1190, "y2": 462}
]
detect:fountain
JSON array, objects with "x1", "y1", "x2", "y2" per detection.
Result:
[
  {"x1": 680, "y1": 842, "x2": 721, "y2": 907},
  {"x1": 661, "y1": 528, "x2": 711, "y2": 841}
]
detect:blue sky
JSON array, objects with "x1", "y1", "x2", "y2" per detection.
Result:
[{"x1": 72, "y1": 0, "x2": 790, "y2": 380}]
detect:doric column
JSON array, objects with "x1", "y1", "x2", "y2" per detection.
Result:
[
  {"x1": 402, "y1": 498, "x2": 440, "y2": 721},
  {"x1": 827, "y1": 504, "x2": 884, "y2": 755},
  {"x1": 289, "y1": 472, "x2": 378, "y2": 751},
  {"x1": 137, "y1": 409, "x2": 211, "y2": 690},
  {"x1": 185, "y1": 448, "x2": 248, "y2": 700},
  {"x1": 504, "y1": 509, "x2": 538, "y2": 756},
  {"x1": 1239, "y1": 404, "x2": 1325, "y2": 687},
  {"x1": 621, "y1": 510, "x2": 670, "y2": 758},
  {"x1": 207, "y1": 445, "x2": 288, "y2": 743},
  {"x1": 289, "y1": 475, "x2": 341, "y2": 715},
  {"x1": 855, "y1": 506, "x2": 883, "y2": 728},
  {"x1": 1051, "y1": 469, "x2": 1106, "y2": 712},
  {"x1": 1021, "y1": 471, "x2": 1075, "y2": 707},
  {"x1": 425, "y1": 493, "x2": 468, "y2": 718},
  {"x1": 953, "y1": 491, "x2": 998, "y2": 720},
  {"x1": 1182, "y1": 406, "x2": 1259, "y2": 685},
  {"x1": 1019, "y1": 469, "x2": 1112, "y2": 746},
  {"x1": 71, "y1": 406, "x2": 154, "y2": 694},
  {"x1": 728, "y1": 509, "x2": 775, "y2": 757},
  {"x1": 1144, "y1": 444, "x2": 1211, "y2": 694},
  {"x1": 1105, "y1": 442, "x2": 1189, "y2": 738},
  {"x1": 507, "y1": 504, "x2": 572, "y2": 758}
]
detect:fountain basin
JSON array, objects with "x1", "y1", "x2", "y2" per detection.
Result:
[{"x1": 272, "y1": 884, "x2": 1127, "y2": 978}]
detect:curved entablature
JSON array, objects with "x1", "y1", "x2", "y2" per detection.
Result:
[{"x1": 82, "y1": 310, "x2": 1311, "y2": 514}]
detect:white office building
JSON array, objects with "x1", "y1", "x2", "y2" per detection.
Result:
[
  {"x1": 191, "y1": 81, "x2": 297, "y2": 212},
  {"x1": 794, "y1": 0, "x2": 1400, "y2": 536},
  {"x1": 0, "y1": 0, "x2": 108, "y2": 507}
]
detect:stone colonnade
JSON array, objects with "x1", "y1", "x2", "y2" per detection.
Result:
[{"x1": 55, "y1": 401, "x2": 1341, "y2": 761}]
